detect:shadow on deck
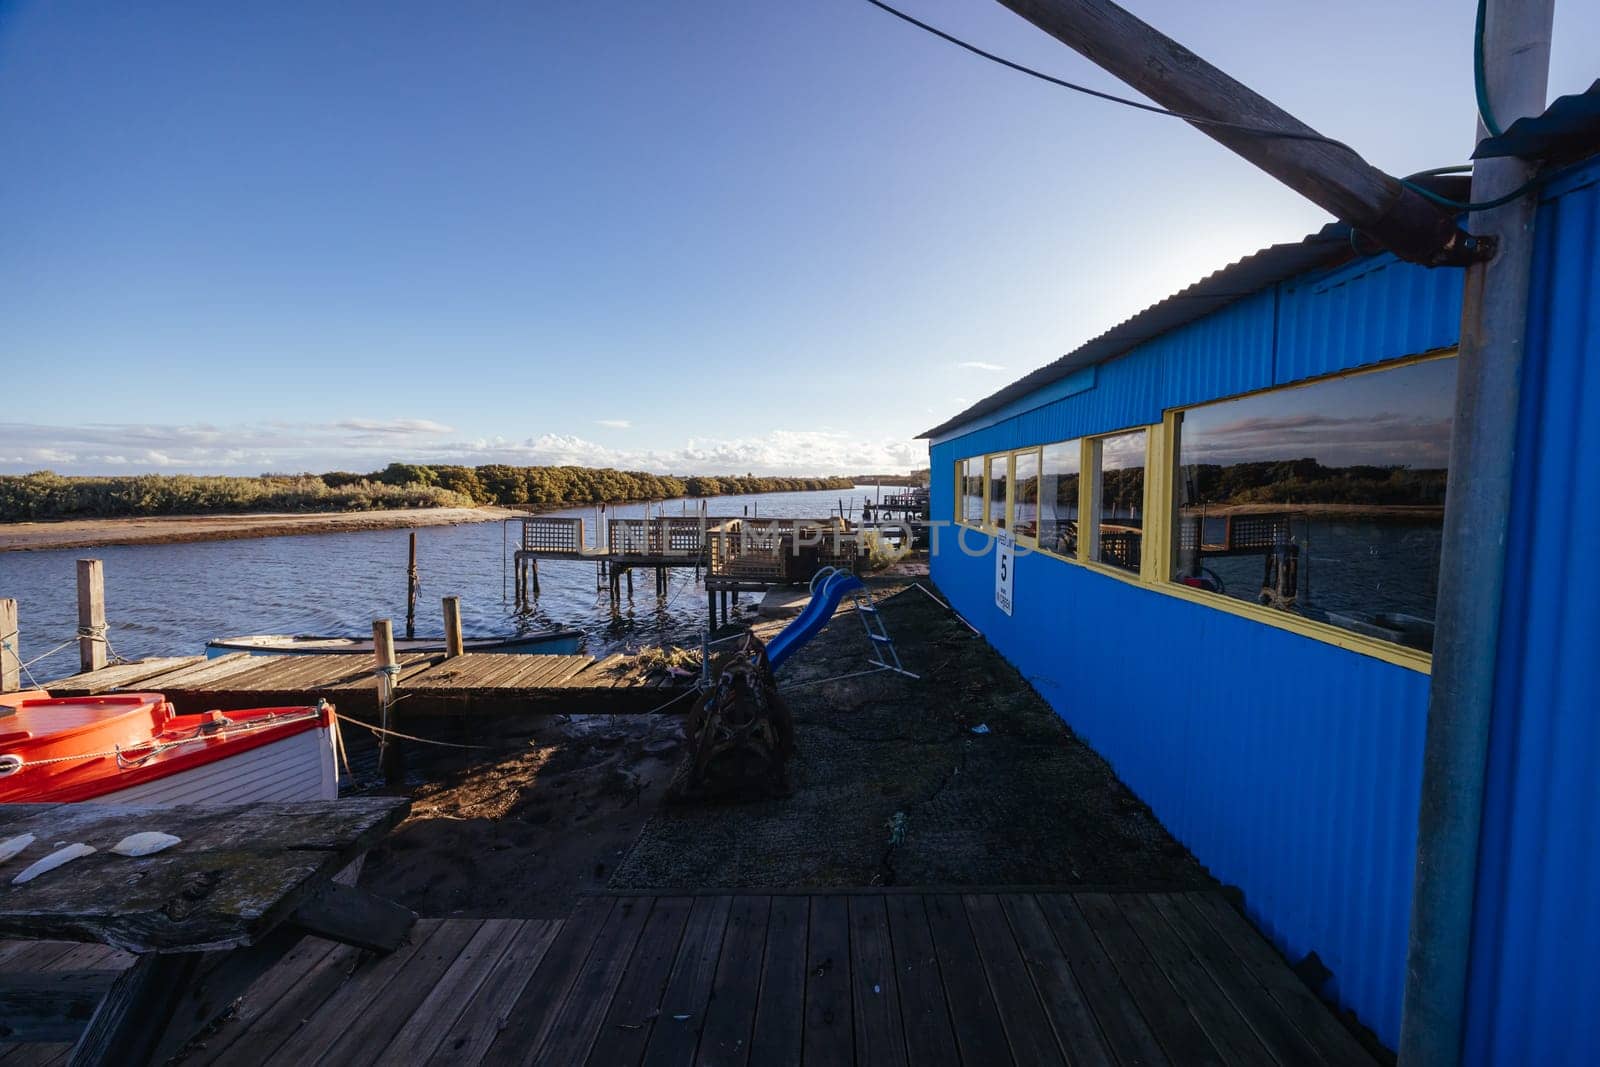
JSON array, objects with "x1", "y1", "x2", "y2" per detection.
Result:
[{"x1": 3, "y1": 890, "x2": 1375, "y2": 1065}]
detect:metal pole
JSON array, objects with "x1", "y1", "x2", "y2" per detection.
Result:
[
  {"x1": 1400, "y1": 2, "x2": 1552, "y2": 1063},
  {"x1": 989, "y1": 0, "x2": 1483, "y2": 266}
]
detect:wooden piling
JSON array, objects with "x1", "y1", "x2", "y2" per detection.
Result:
[
  {"x1": 406, "y1": 531, "x2": 419, "y2": 640},
  {"x1": 77, "y1": 559, "x2": 107, "y2": 674},
  {"x1": 443, "y1": 596, "x2": 464, "y2": 659},
  {"x1": 0, "y1": 598, "x2": 18, "y2": 693},
  {"x1": 372, "y1": 619, "x2": 404, "y2": 785}
]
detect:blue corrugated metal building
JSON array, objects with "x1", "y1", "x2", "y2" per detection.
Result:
[{"x1": 919, "y1": 123, "x2": 1599, "y2": 1060}]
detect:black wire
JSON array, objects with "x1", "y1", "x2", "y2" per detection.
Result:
[
  {"x1": 860, "y1": 0, "x2": 1358, "y2": 152},
  {"x1": 863, "y1": 0, "x2": 1548, "y2": 216}
]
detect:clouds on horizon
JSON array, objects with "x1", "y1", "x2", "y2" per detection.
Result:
[
  {"x1": 0, "y1": 420, "x2": 923, "y2": 477},
  {"x1": 1183, "y1": 411, "x2": 1452, "y2": 468}
]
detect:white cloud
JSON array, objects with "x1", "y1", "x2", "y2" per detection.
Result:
[
  {"x1": 957, "y1": 361, "x2": 1007, "y2": 371},
  {"x1": 331, "y1": 418, "x2": 455, "y2": 437},
  {"x1": 0, "y1": 421, "x2": 925, "y2": 477},
  {"x1": 594, "y1": 419, "x2": 632, "y2": 430}
]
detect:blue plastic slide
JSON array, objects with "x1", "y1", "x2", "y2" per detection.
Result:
[{"x1": 765, "y1": 567, "x2": 865, "y2": 671}]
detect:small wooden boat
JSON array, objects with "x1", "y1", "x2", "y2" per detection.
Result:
[
  {"x1": 0, "y1": 693, "x2": 339, "y2": 805},
  {"x1": 205, "y1": 628, "x2": 583, "y2": 659}
]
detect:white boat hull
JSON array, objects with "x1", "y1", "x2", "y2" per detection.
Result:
[{"x1": 92, "y1": 725, "x2": 339, "y2": 806}]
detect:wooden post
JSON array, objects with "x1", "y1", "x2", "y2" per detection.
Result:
[
  {"x1": 77, "y1": 559, "x2": 107, "y2": 674},
  {"x1": 442, "y1": 596, "x2": 464, "y2": 659},
  {"x1": 0, "y1": 598, "x2": 18, "y2": 693},
  {"x1": 406, "y1": 532, "x2": 418, "y2": 640},
  {"x1": 372, "y1": 619, "x2": 403, "y2": 786},
  {"x1": 988, "y1": 0, "x2": 1481, "y2": 266}
]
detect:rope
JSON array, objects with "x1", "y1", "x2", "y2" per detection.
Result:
[
  {"x1": 332, "y1": 712, "x2": 489, "y2": 750},
  {"x1": 0, "y1": 710, "x2": 323, "y2": 773},
  {"x1": 15, "y1": 637, "x2": 78, "y2": 671}
]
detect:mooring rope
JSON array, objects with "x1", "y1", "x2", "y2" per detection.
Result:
[
  {"x1": 333, "y1": 712, "x2": 488, "y2": 750},
  {"x1": 0, "y1": 710, "x2": 324, "y2": 774}
]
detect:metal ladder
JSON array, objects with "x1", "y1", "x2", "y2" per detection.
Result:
[{"x1": 852, "y1": 589, "x2": 918, "y2": 679}]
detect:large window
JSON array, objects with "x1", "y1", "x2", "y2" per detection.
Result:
[
  {"x1": 1172, "y1": 357, "x2": 1456, "y2": 651},
  {"x1": 958, "y1": 457, "x2": 983, "y2": 525},
  {"x1": 1013, "y1": 449, "x2": 1040, "y2": 542},
  {"x1": 1090, "y1": 429, "x2": 1146, "y2": 572},
  {"x1": 986, "y1": 455, "x2": 1009, "y2": 529},
  {"x1": 1038, "y1": 440, "x2": 1080, "y2": 558}
]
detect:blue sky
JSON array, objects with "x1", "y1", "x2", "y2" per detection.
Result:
[{"x1": 2, "y1": 1, "x2": 1595, "y2": 477}]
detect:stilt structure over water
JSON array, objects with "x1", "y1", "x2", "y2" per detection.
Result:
[{"x1": 511, "y1": 514, "x2": 863, "y2": 628}]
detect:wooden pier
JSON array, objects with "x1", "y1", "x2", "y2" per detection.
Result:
[
  {"x1": 511, "y1": 515, "x2": 862, "y2": 626},
  {"x1": 0, "y1": 889, "x2": 1377, "y2": 1065},
  {"x1": 43, "y1": 649, "x2": 690, "y2": 718}
]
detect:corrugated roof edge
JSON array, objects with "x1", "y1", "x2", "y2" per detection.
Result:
[
  {"x1": 918, "y1": 220, "x2": 1354, "y2": 440},
  {"x1": 1473, "y1": 79, "x2": 1600, "y2": 165}
]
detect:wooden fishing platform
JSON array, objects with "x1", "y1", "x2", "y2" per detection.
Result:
[
  {"x1": 43, "y1": 650, "x2": 690, "y2": 718},
  {"x1": 511, "y1": 515, "x2": 862, "y2": 600},
  {"x1": 0, "y1": 889, "x2": 1376, "y2": 1065}
]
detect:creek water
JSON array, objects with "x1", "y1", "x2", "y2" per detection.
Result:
[{"x1": 0, "y1": 486, "x2": 891, "y2": 677}]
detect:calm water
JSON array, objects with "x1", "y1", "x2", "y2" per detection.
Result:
[{"x1": 0, "y1": 487, "x2": 887, "y2": 676}]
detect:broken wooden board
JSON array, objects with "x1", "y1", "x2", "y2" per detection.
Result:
[{"x1": 0, "y1": 799, "x2": 409, "y2": 953}]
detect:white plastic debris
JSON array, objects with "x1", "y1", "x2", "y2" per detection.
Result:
[
  {"x1": 110, "y1": 832, "x2": 182, "y2": 858},
  {"x1": 12, "y1": 842, "x2": 96, "y2": 885},
  {"x1": 970, "y1": 723, "x2": 990, "y2": 735},
  {"x1": 0, "y1": 833, "x2": 35, "y2": 863}
]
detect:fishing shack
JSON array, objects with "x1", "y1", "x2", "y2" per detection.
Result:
[{"x1": 920, "y1": 97, "x2": 1599, "y2": 1061}]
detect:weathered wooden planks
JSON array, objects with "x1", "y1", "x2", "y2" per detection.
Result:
[
  {"x1": 0, "y1": 890, "x2": 1380, "y2": 1066},
  {"x1": 47, "y1": 651, "x2": 691, "y2": 717},
  {"x1": 0, "y1": 799, "x2": 408, "y2": 952}
]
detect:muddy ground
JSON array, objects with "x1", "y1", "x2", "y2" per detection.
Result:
[
  {"x1": 357, "y1": 571, "x2": 1212, "y2": 916},
  {"x1": 609, "y1": 576, "x2": 1212, "y2": 890},
  {"x1": 0, "y1": 505, "x2": 518, "y2": 552}
]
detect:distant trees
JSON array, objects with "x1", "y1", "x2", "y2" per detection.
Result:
[
  {"x1": 0, "y1": 466, "x2": 857, "y2": 521},
  {"x1": 1184, "y1": 458, "x2": 1448, "y2": 508}
]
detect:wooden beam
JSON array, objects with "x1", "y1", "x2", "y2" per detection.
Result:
[
  {"x1": 442, "y1": 596, "x2": 464, "y2": 659},
  {"x1": 406, "y1": 531, "x2": 419, "y2": 640},
  {"x1": 373, "y1": 619, "x2": 403, "y2": 785},
  {"x1": 290, "y1": 881, "x2": 417, "y2": 953},
  {"x1": 68, "y1": 951, "x2": 206, "y2": 1067},
  {"x1": 991, "y1": 0, "x2": 1482, "y2": 266},
  {"x1": 0, "y1": 970, "x2": 118, "y2": 1043},
  {"x1": 76, "y1": 559, "x2": 106, "y2": 674},
  {"x1": 0, "y1": 598, "x2": 18, "y2": 693}
]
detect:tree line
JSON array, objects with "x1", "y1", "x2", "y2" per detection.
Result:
[{"x1": 0, "y1": 465, "x2": 858, "y2": 521}]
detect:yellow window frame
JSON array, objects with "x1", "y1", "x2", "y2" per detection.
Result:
[{"x1": 1009, "y1": 446, "x2": 1042, "y2": 547}]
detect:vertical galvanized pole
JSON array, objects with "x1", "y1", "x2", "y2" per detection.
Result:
[{"x1": 1401, "y1": 2, "x2": 1553, "y2": 1063}]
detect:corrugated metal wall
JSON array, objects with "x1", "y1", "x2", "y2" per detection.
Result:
[
  {"x1": 927, "y1": 157, "x2": 1600, "y2": 1055},
  {"x1": 1464, "y1": 158, "x2": 1600, "y2": 1066},
  {"x1": 929, "y1": 442, "x2": 1429, "y2": 1044}
]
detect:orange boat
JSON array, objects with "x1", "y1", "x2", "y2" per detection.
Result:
[{"x1": 0, "y1": 693, "x2": 340, "y2": 805}]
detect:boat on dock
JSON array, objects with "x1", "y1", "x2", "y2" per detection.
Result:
[
  {"x1": 0, "y1": 692, "x2": 339, "y2": 804},
  {"x1": 205, "y1": 628, "x2": 583, "y2": 658}
]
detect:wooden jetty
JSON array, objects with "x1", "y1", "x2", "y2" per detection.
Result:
[
  {"x1": 43, "y1": 649, "x2": 687, "y2": 718},
  {"x1": 511, "y1": 514, "x2": 862, "y2": 627},
  {"x1": 0, "y1": 798, "x2": 412, "y2": 1065},
  {"x1": 0, "y1": 889, "x2": 1377, "y2": 1065}
]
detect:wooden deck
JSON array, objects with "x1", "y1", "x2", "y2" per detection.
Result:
[
  {"x1": 44, "y1": 651, "x2": 689, "y2": 717},
  {"x1": 0, "y1": 891, "x2": 1376, "y2": 1065}
]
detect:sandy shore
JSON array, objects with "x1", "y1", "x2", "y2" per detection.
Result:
[{"x1": 0, "y1": 505, "x2": 523, "y2": 552}]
